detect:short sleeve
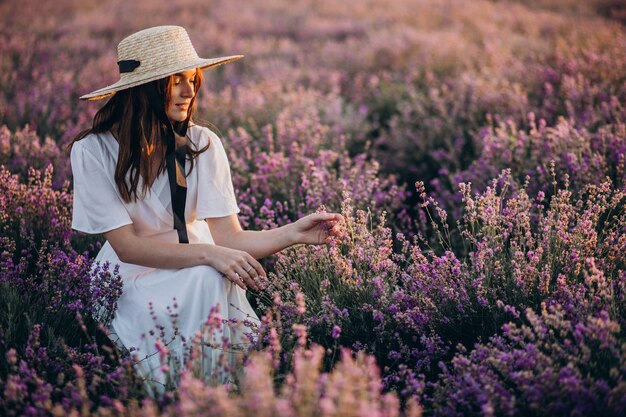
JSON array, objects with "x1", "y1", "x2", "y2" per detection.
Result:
[
  {"x1": 195, "y1": 129, "x2": 240, "y2": 219},
  {"x1": 71, "y1": 140, "x2": 133, "y2": 234}
]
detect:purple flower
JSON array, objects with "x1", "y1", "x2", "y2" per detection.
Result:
[{"x1": 331, "y1": 325, "x2": 341, "y2": 340}]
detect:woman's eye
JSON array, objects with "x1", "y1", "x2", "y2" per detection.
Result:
[{"x1": 173, "y1": 78, "x2": 195, "y2": 86}]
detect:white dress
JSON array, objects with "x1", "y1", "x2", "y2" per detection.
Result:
[{"x1": 70, "y1": 125, "x2": 258, "y2": 387}]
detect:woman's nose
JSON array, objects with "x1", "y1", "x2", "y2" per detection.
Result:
[{"x1": 182, "y1": 81, "x2": 194, "y2": 97}]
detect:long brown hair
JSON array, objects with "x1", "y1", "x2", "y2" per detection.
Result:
[{"x1": 68, "y1": 69, "x2": 209, "y2": 202}]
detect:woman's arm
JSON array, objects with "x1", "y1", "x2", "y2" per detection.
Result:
[
  {"x1": 103, "y1": 224, "x2": 266, "y2": 290},
  {"x1": 205, "y1": 212, "x2": 343, "y2": 259},
  {"x1": 103, "y1": 212, "x2": 342, "y2": 290}
]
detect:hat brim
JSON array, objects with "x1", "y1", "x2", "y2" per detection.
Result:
[{"x1": 80, "y1": 55, "x2": 243, "y2": 101}]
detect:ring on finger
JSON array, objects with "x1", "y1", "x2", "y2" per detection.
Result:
[{"x1": 245, "y1": 265, "x2": 253, "y2": 273}]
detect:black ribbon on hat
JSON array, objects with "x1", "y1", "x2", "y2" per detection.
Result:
[
  {"x1": 146, "y1": 83, "x2": 190, "y2": 244},
  {"x1": 118, "y1": 60, "x2": 141, "y2": 73}
]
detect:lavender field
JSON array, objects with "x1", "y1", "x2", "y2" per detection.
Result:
[{"x1": 1, "y1": 0, "x2": 626, "y2": 415}]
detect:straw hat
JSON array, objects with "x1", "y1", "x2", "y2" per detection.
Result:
[{"x1": 80, "y1": 25, "x2": 242, "y2": 100}]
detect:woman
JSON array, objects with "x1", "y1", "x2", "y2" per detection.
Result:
[{"x1": 70, "y1": 26, "x2": 342, "y2": 387}]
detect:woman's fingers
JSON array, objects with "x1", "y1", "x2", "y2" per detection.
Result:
[
  {"x1": 296, "y1": 212, "x2": 344, "y2": 244},
  {"x1": 318, "y1": 212, "x2": 344, "y2": 222},
  {"x1": 212, "y1": 247, "x2": 266, "y2": 291},
  {"x1": 327, "y1": 222, "x2": 342, "y2": 236},
  {"x1": 315, "y1": 213, "x2": 344, "y2": 232},
  {"x1": 225, "y1": 271, "x2": 247, "y2": 290},
  {"x1": 234, "y1": 264, "x2": 260, "y2": 291},
  {"x1": 245, "y1": 254, "x2": 266, "y2": 279},
  {"x1": 221, "y1": 253, "x2": 266, "y2": 292},
  {"x1": 238, "y1": 255, "x2": 266, "y2": 291}
]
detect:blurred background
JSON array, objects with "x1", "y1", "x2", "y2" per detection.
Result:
[{"x1": 2, "y1": 0, "x2": 625, "y2": 194}]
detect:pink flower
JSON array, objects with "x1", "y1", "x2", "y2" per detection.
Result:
[{"x1": 295, "y1": 291, "x2": 306, "y2": 315}]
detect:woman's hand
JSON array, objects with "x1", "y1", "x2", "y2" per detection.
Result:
[
  {"x1": 290, "y1": 212, "x2": 344, "y2": 245},
  {"x1": 207, "y1": 245, "x2": 266, "y2": 291}
]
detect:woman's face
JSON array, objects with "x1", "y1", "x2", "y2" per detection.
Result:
[{"x1": 166, "y1": 69, "x2": 198, "y2": 123}]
